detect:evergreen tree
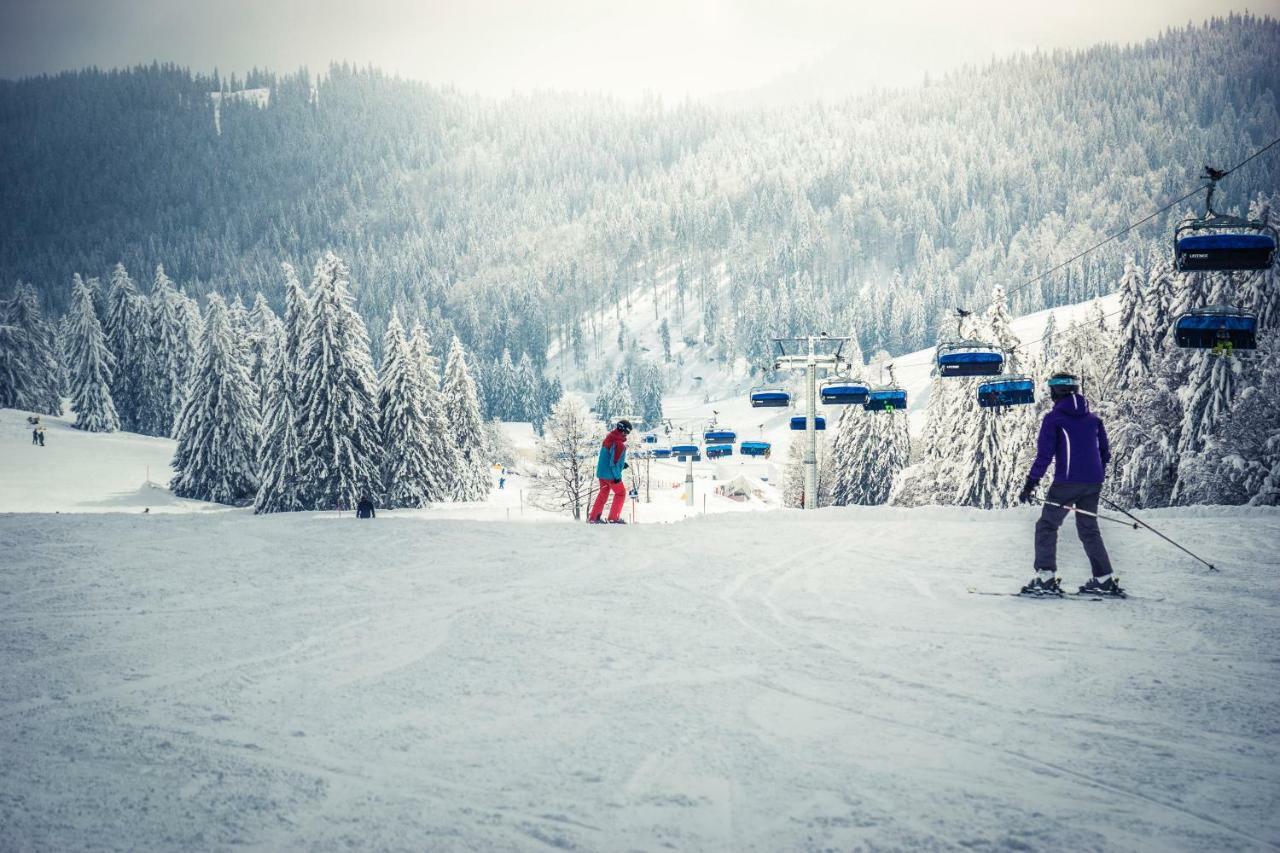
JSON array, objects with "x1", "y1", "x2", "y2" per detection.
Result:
[
  {"x1": 171, "y1": 294, "x2": 259, "y2": 505},
  {"x1": 294, "y1": 252, "x2": 382, "y2": 510},
  {"x1": 0, "y1": 282, "x2": 62, "y2": 414},
  {"x1": 377, "y1": 310, "x2": 435, "y2": 508},
  {"x1": 247, "y1": 292, "x2": 283, "y2": 415},
  {"x1": 832, "y1": 404, "x2": 910, "y2": 506},
  {"x1": 139, "y1": 265, "x2": 194, "y2": 437},
  {"x1": 659, "y1": 317, "x2": 672, "y2": 362},
  {"x1": 254, "y1": 345, "x2": 306, "y2": 514},
  {"x1": 953, "y1": 286, "x2": 1028, "y2": 508},
  {"x1": 442, "y1": 335, "x2": 490, "y2": 501},
  {"x1": 409, "y1": 321, "x2": 458, "y2": 501},
  {"x1": 1039, "y1": 311, "x2": 1058, "y2": 364},
  {"x1": 102, "y1": 263, "x2": 148, "y2": 431},
  {"x1": 1112, "y1": 255, "x2": 1154, "y2": 393},
  {"x1": 282, "y1": 262, "x2": 308, "y2": 376},
  {"x1": 66, "y1": 274, "x2": 119, "y2": 432},
  {"x1": 592, "y1": 373, "x2": 635, "y2": 424},
  {"x1": 1175, "y1": 343, "x2": 1280, "y2": 505}
]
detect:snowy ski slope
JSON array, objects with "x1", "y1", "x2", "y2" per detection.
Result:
[{"x1": 2, "y1": 507, "x2": 1278, "y2": 850}]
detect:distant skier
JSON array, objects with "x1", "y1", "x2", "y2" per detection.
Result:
[
  {"x1": 499, "y1": 475, "x2": 506, "y2": 490},
  {"x1": 588, "y1": 419, "x2": 631, "y2": 524},
  {"x1": 356, "y1": 495, "x2": 376, "y2": 519},
  {"x1": 1018, "y1": 373, "x2": 1120, "y2": 596},
  {"x1": 32, "y1": 427, "x2": 39, "y2": 445},
  {"x1": 37, "y1": 426, "x2": 45, "y2": 446}
]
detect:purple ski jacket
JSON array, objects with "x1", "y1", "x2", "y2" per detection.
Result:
[{"x1": 1027, "y1": 393, "x2": 1110, "y2": 484}]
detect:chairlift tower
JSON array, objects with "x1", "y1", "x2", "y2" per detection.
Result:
[
  {"x1": 662, "y1": 419, "x2": 701, "y2": 507},
  {"x1": 772, "y1": 334, "x2": 854, "y2": 510}
]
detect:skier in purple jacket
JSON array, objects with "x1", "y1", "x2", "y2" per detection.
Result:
[{"x1": 1017, "y1": 372, "x2": 1121, "y2": 596}]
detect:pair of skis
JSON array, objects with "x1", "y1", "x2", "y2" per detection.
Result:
[{"x1": 966, "y1": 587, "x2": 1162, "y2": 602}]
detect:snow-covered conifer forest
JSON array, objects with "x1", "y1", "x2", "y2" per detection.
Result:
[
  {"x1": 2, "y1": 16, "x2": 1279, "y2": 506},
  {"x1": 3, "y1": 10, "x2": 1280, "y2": 851}
]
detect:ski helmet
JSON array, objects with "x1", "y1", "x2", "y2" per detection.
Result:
[
  {"x1": 616, "y1": 419, "x2": 633, "y2": 433},
  {"x1": 1046, "y1": 372, "x2": 1080, "y2": 400}
]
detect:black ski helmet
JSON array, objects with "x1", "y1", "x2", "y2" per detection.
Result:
[
  {"x1": 616, "y1": 419, "x2": 633, "y2": 433},
  {"x1": 1046, "y1": 372, "x2": 1080, "y2": 400}
]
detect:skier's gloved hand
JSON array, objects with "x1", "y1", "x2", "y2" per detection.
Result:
[
  {"x1": 1018, "y1": 478, "x2": 1036, "y2": 505},
  {"x1": 612, "y1": 478, "x2": 622, "y2": 484},
  {"x1": 623, "y1": 463, "x2": 629, "y2": 469}
]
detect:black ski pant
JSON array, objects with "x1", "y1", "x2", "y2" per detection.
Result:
[{"x1": 1034, "y1": 482, "x2": 1113, "y2": 577}]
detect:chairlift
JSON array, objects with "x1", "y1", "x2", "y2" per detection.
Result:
[
  {"x1": 642, "y1": 433, "x2": 657, "y2": 444},
  {"x1": 1174, "y1": 167, "x2": 1277, "y2": 272},
  {"x1": 672, "y1": 443, "x2": 699, "y2": 456},
  {"x1": 652, "y1": 447, "x2": 673, "y2": 458},
  {"x1": 977, "y1": 375, "x2": 1035, "y2": 408},
  {"x1": 864, "y1": 388, "x2": 907, "y2": 412},
  {"x1": 819, "y1": 377, "x2": 870, "y2": 405},
  {"x1": 934, "y1": 308, "x2": 1005, "y2": 377},
  {"x1": 936, "y1": 341, "x2": 1005, "y2": 377},
  {"x1": 1173, "y1": 305, "x2": 1257, "y2": 351},
  {"x1": 740, "y1": 440, "x2": 771, "y2": 457},
  {"x1": 789, "y1": 415, "x2": 827, "y2": 431},
  {"x1": 703, "y1": 428, "x2": 737, "y2": 444},
  {"x1": 749, "y1": 387, "x2": 791, "y2": 408},
  {"x1": 706, "y1": 444, "x2": 733, "y2": 458}
]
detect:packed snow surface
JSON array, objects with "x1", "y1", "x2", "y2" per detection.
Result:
[{"x1": 3, "y1": 506, "x2": 1279, "y2": 850}]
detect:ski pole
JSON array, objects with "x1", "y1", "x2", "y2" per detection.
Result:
[
  {"x1": 1099, "y1": 496, "x2": 1219, "y2": 572},
  {"x1": 1039, "y1": 499, "x2": 1138, "y2": 529}
]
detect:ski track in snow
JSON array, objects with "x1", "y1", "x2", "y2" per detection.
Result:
[{"x1": 2, "y1": 508, "x2": 1279, "y2": 851}]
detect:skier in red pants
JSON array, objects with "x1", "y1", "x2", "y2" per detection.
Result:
[{"x1": 589, "y1": 419, "x2": 632, "y2": 524}]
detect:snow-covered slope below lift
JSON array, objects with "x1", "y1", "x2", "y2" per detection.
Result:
[
  {"x1": 549, "y1": 268, "x2": 1121, "y2": 465},
  {"x1": 2, "y1": 506, "x2": 1277, "y2": 850}
]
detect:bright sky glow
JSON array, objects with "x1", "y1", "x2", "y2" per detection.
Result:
[{"x1": 0, "y1": 0, "x2": 1270, "y2": 101}]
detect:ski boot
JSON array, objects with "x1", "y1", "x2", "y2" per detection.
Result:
[
  {"x1": 1079, "y1": 575, "x2": 1126, "y2": 597},
  {"x1": 587, "y1": 517, "x2": 605, "y2": 525},
  {"x1": 607, "y1": 518, "x2": 627, "y2": 525},
  {"x1": 1019, "y1": 571, "x2": 1063, "y2": 597}
]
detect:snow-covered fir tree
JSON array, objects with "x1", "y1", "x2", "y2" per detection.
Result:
[
  {"x1": 831, "y1": 403, "x2": 910, "y2": 506},
  {"x1": 294, "y1": 252, "x2": 382, "y2": 510},
  {"x1": 592, "y1": 373, "x2": 635, "y2": 425},
  {"x1": 1175, "y1": 342, "x2": 1280, "y2": 505},
  {"x1": 530, "y1": 394, "x2": 602, "y2": 520},
  {"x1": 0, "y1": 282, "x2": 63, "y2": 415},
  {"x1": 171, "y1": 294, "x2": 259, "y2": 505},
  {"x1": 253, "y1": 345, "x2": 306, "y2": 514},
  {"x1": 102, "y1": 263, "x2": 148, "y2": 431},
  {"x1": 282, "y1": 262, "x2": 308, "y2": 375},
  {"x1": 408, "y1": 321, "x2": 458, "y2": 501},
  {"x1": 957, "y1": 285, "x2": 1039, "y2": 508},
  {"x1": 377, "y1": 311, "x2": 436, "y2": 508},
  {"x1": 891, "y1": 317, "x2": 982, "y2": 507},
  {"x1": 1040, "y1": 311, "x2": 1059, "y2": 364},
  {"x1": 247, "y1": 293, "x2": 283, "y2": 415},
  {"x1": 441, "y1": 334, "x2": 490, "y2": 501},
  {"x1": 139, "y1": 265, "x2": 194, "y2": 437},
  {"x1": 65, "y1": 274, "x2": 119, "y2": 432}
]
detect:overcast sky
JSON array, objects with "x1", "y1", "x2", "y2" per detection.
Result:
[{"x1": 0, "y1": 0, "x2": 1273, "y2": 101}]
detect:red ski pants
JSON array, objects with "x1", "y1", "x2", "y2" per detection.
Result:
[{"x1": 589, "y1": 479, "x2": 626, "y2": 521}]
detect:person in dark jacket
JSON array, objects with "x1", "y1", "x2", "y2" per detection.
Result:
[
  {"x1": 588, "y1": 419, "x2": 631, "y2": 524},
  {"x1": 356, "y1": 496, "x2": 376, "y2": 519},
  {"x1": 1017, "y1": 373, "x2": 1120, "y2": 596}
]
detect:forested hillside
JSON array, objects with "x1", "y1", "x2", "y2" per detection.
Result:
[{"x1": 2, "y1": 15, "x2": 1277, "y2": 377}]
